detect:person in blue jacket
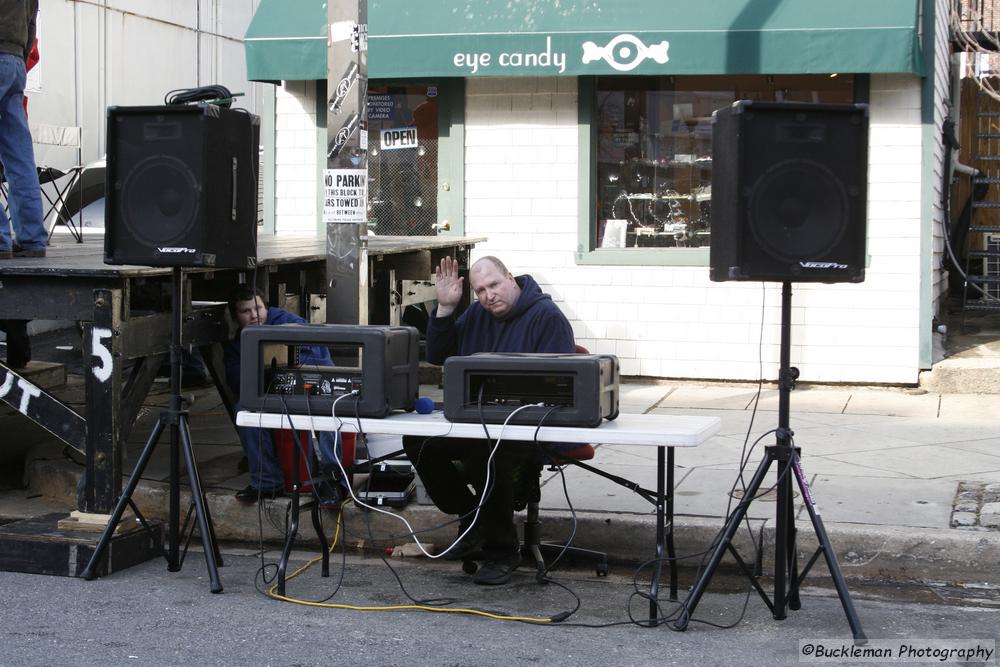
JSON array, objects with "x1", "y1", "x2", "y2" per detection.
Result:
[
  {"x1": 224, "y1": 285, "x2": 345, "y2": 506},
  {"x1": 403, "y1": 255, "x2": 575, "y2": 585}
]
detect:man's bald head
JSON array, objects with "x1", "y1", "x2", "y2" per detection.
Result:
[
  {"x1": 471, "y1": 255, "x2": 510, "y2": 276},
  {"x1": 469, "y1": 256, "x2": 520, "y2": 319}
]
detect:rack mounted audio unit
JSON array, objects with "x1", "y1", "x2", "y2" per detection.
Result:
[
  {"x1": 239, "y1": 324, "x2": 419, "y2": 418},
  {"x1": 443, "y1": 352, "x2": 620, "y2": 427}
]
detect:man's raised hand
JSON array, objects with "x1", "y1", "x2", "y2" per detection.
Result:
[{"x1": 434, "y1": 256, "x2": 464, "y2": 318}]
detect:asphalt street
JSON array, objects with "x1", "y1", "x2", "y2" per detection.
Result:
[{"x1": 0, "y1": 545, "x2": 997, "y2": 667}]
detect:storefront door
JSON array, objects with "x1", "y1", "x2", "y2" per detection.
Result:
[{"x1": 367, "y1": 84, "x2": 440, "y2": 236}]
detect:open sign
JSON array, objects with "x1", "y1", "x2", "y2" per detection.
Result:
[{"x1": 380, "y1": 126, "x2": 418, "y2": 150}]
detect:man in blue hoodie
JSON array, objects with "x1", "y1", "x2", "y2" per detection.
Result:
[
  {"x1": 403, "y1": 255, "x2": 575, "y2": 585},
  {"x1": 224, "y1": 286, "x2": 346, "y2": 507}
]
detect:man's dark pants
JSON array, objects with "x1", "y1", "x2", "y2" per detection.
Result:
[{"x1": 403, "y1": 435, "x2": 539, "y2": 559}]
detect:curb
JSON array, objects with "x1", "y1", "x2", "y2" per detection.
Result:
[{"x1": 26, "y1": 458, "x2": 1000, "y2": 589}]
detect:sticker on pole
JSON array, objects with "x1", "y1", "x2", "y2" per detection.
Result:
[
  {"x1": 380, "y1": 126, "x2": 418, "y2": 150},
  {"x1": 323, "y1": 169, "x2": 366, "y2": 223}
]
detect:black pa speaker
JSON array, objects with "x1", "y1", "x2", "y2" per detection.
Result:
[
  {"x1": 709, "y1": 101, "x2": 868, "y2": 283},
  {"x1": 105, "y1": 104, "x2": 260, "y2": 268}
]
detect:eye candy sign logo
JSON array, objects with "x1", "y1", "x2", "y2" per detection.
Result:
[
  {"x1": 582, "y1": 34, "x2": 670, "y2": 72},
  {"x1": 449, "y1": 34, "x2": 670, "y2": 76}
]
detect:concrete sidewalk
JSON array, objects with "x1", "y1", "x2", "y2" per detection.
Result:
[{"x1": 15, "y1": 376, "x2": 1000, "y2": 591}]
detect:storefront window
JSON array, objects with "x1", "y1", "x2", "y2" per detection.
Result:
[
  {"x1": 592, "y1": 75, "x2": 855, "y2": 252},
  {"x1": 367, "y1": 83, "x2": 440, "y2": 235}
]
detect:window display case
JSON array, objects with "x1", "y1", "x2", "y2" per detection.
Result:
[
  {"x1": 592, "y1": 76, "x2": 856, "y2": 253},
  {"x1": 606, "y1": 142, "x2": 713, "y2": 248},
  {"x1": 596, "y1": 91, "x2": 722, "y2": 249}
]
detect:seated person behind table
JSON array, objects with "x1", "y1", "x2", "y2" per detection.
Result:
[
  {"x1": 403, "y1": 255, "x2": 575, "y2": 586},
  {"x1": 224, "y1": 286, "x2": 347, "y2": 507}
]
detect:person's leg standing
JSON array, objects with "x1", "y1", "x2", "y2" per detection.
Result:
[
  {"x1": 0, "y1": 54, "x2": 45, "y2": 254},
  {"x1": 0, "y1": 55, "x2": 19, "y2": 254}
]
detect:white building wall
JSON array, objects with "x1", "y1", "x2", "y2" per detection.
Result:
[
  {"x1": 273, "y1": 82, "x2": 320, "y2": 234},
  {"x1": 464, "y1": 75, "x2": 926, "y2": 384},
  {"x1": 28, "y1": 0, "x2": 262, "y2": 172}
]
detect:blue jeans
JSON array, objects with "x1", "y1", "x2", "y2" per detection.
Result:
[
  {"x1": 237, "y1": 404, "x2": 342, "y2": 490},
  {"x1": 0, "y1": 54, "x2": 46, "y2": 252}
]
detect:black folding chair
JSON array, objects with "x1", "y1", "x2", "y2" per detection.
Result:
[
  {"x1": 38, "y1": 165, "x2": 84, "y2": 243},
  {"x1": 0, "y1": 159, "x2": 85, "y2": 244}
]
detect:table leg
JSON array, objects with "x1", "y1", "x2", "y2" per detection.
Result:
[
  {"x1": 648, "y1": 445, "x2": 666, "y2": 622},
  {"x1": 647, "y1": 446, "x2": 678, "y2": 621},
  {"x1": 667, "y1": 446, "x2": 677, "y2": 600}
]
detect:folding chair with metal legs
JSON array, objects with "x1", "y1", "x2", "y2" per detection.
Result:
[{"x1": 38, "y1": 165, "x2": 84, "y2": 243}]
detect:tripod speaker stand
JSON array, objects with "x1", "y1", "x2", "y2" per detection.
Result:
[
  {"x1": 672, "y1": 282, "x2": 866, "y2": 642},
  {"x1": 80, "y1": 268, "x2": 223, "y2": 593}
]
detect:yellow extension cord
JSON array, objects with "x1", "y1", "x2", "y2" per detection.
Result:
[{"x1": 266, "y1": 500, "x2": 555, "y2": 623}]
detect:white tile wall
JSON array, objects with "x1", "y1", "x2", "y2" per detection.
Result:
[
  {"x1": 267, "y1": 55, "x2": 941, "y2": 386},
  {"x1": 273, "y1": 81, "x2": 319, "y2": 234},
  {"x1": 464, "y1": 76, "x2": 927, "y2": 384}
]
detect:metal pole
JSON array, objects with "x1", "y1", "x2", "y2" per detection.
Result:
[{"x1": 325, "y1": 0, "x2": 369, "y2": 326}]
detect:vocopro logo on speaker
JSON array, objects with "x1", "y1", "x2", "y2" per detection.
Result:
[
  {"x1": 156, "y1": 247, "x2": 197, "y2": 254},
  {"x1": 799, "y1": 261, "x2": 849, "y2": 270}
]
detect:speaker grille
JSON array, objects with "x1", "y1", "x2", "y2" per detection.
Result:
[
  {"x1": 748, "y1": 159, "x2": 848, "y2": 263},
  {"x1": 120, "y1": 155, "x2": 201, "y2": 246}
]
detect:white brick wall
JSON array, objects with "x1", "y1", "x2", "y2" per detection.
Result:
[
  {"x1": 266, "y1": 67, "x2": 935, "y2": 385},
  {"x1": 465, "y1": 76, "x2": 926, "y2": 384},
  {"x1": 273, "y1": 81, "x2": 319, "y2": 234}
]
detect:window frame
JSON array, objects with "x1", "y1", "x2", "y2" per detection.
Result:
[
  {"x1": 360, "y1": 77, "x2": 466, "y2": 237},
  {"x1": 575, "y1": 75, "x2": 869, "y2": 266}
]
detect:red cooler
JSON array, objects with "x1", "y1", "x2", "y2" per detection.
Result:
[{"x1": 274, "y1": 430, "x2": 355, "y2": 492}]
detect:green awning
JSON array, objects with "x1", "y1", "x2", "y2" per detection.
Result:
[
  {"x1": 368, "y1": 0, "x2": 923, "y2": 78},
  {"x1": 245, "y1": 0, "x2": 923, "y2": 82},
  {"x1": 244, "y1": 0, "x2": 327, "y2": 82}
]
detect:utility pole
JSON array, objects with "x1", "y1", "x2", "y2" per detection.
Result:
[{"x1": 325, "y1": 0, "x2": 368, "y2": 324}]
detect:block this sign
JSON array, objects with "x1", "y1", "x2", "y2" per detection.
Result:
[{"x1": 323, "y1": 169, "x2": 367, "y2": 222}]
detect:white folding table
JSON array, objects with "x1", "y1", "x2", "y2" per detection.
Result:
[{"x1": 237, "y1": 409, "x2": 721, "y2": 616}]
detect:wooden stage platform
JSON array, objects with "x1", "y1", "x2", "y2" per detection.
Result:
[{"x1": 0, "y1": 232, "x2": 482, "y2": 515}]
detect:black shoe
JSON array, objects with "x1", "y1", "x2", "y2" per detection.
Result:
[
  {"x1": 12, "y1": 247, "x2": 45, "y2": 258},
  {"x1": 0, "y1": 250, "x2": 11, "y2": 260},
  {"x1": 235, "y1": 485, "x2": 284, "y2": 505},
  {"x1": 442, "y1": 515, "x2": 484, "y2": 560},
  {"x1": 473, "y1": 549, "x2": 522, "y2": 586}
]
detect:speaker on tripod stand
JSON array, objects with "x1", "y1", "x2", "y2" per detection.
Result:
[
  {"x1": 675, "y1": 102, "x2": 869, "y2": 642},
  {"x1": 710, "y1": 101, "x2": 868, "y2": 283},
  {"x1": 104, "y1": 104, "x2": 260, "y2": 268},
  {"x1": 83, "y1": 103, "x2": 261, "y2": 593}
]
